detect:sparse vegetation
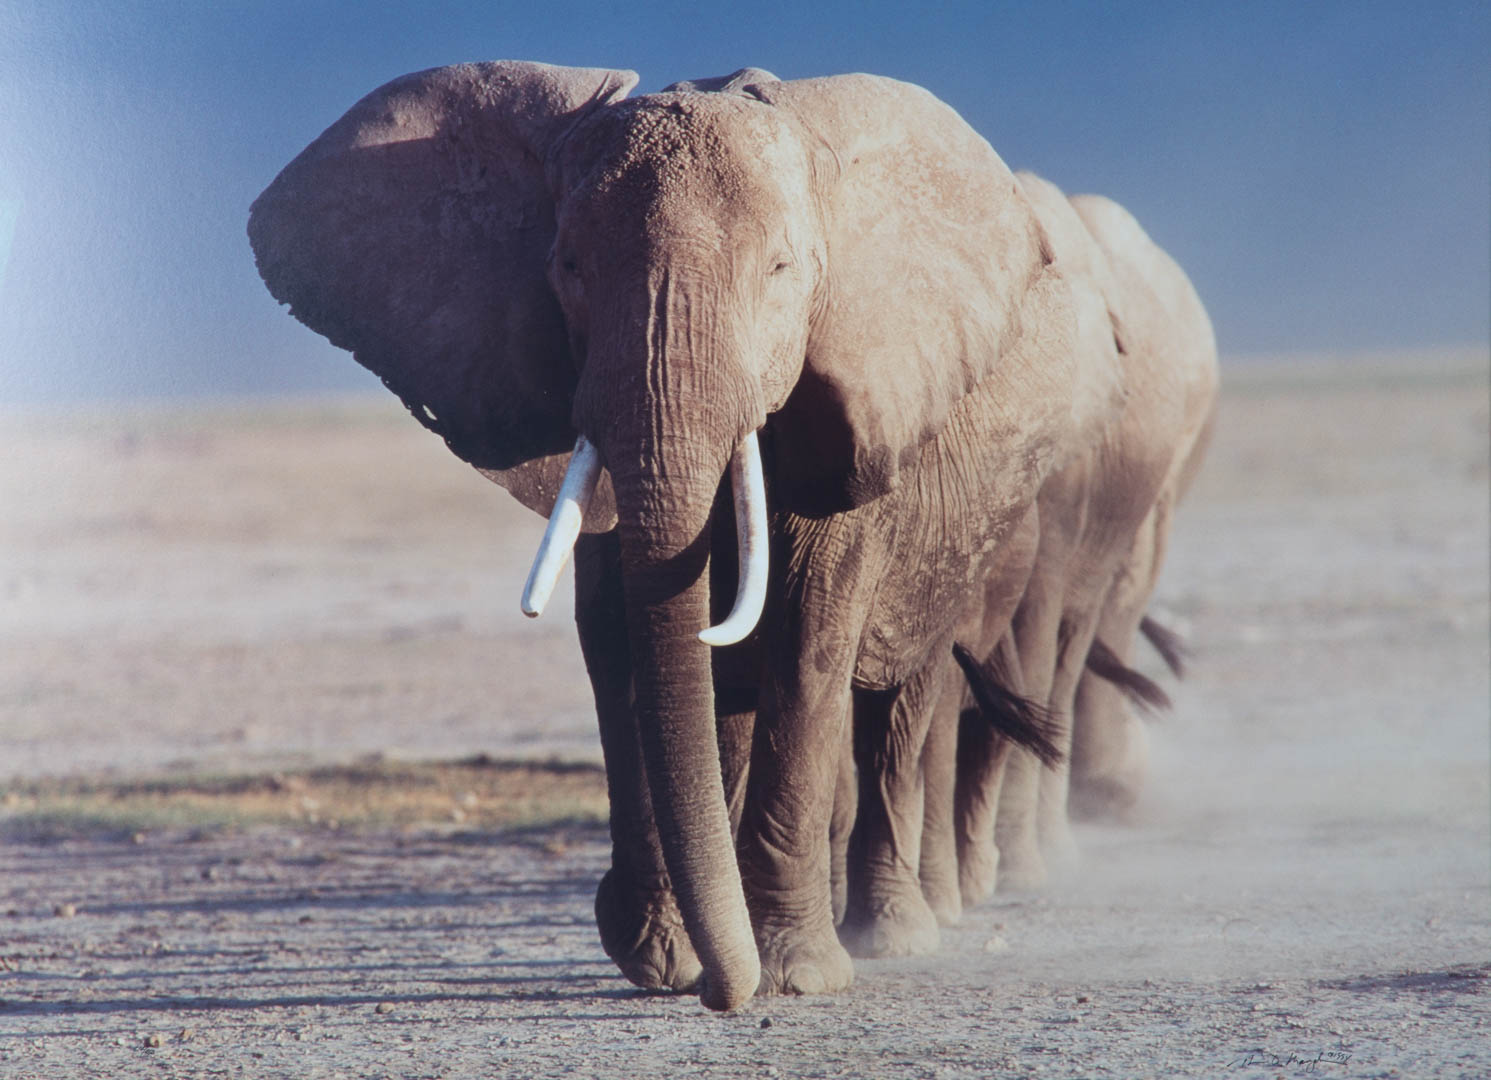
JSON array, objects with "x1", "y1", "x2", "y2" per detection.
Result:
[{"x1": 0, "y1": 755, "x2": 609, "y2": 842}]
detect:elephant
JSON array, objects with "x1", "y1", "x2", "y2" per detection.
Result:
[
  {"x1": 921, "y1": 175, "x2": 1219, "y2": 903},
  {"x1": 250, "y1": 60, "x2": 1124, "y2": 1009}
]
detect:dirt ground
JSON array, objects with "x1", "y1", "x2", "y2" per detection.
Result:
[{"x1": 2, "y1": 349, "x2": 1488, "y2": 1078}]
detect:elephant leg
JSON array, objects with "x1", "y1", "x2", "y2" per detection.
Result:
[
  {"x1": 714, "y1": 685, "x2": 757, "y2": 840},
  {"x1": 1033, "y1": 617, "x2": 1093, "y2": 875},
  {"x1": 839, "y1": 651, "x2": 946, "y2": 958},
  {"x1": 995, "y1": 584, "x2": 1063, "y2": 893},
  {"x1": 1068, "y1": 663, "x2": 1149, "y2": 821},
  {"x1": 917, "y1": 669, "x2": 965, "y2": 926},
  {"x1": 1068, "y1": 586, "x2": 1150, "y2": 821},
  {"x1": 737, "y1": 561, "x2": 870, "y2": 997},
  {"x1": 574, "y1": 532, "x2": 702, "y2": 993},
  {"x1": 954, "y1": 631, "x2": 1022, "y2": 905},
  {"x1": 829, "y1": 706, "x2": 856, "y2": 927},
  {"x1": 1069, "y1": 503, "x2": 1168, "y2": 820}
]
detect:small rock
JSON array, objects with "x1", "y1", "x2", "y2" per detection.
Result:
[
  {"x1": 145, "y1": 1033, "x2": 164, "y2": 1048},
  {"x1": 53, "y1": 903, "x2": 77, "y2": 919},
  {"x1": 375, "y1": 1002, "x2": 394, "y2": 1015},
  {"x1": 759, "y1": 1016, "x2": 772, "y2": 1029},
  {"x1": 1075, "y1": 995, "x2": 1090, "y2": 1004},
  {"x1": 983, "y1": 935, "x2": 1009, "y2": 954},
  {"x1": 179, "y1": 1027, "x2": 196, "y2": 1042},
  {"x1": 131, "y1": 832, "x2": 147, "y2": 845}
]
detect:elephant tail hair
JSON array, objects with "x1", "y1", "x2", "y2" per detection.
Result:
[
  {"x1": 951, "y1": 642, "x2": 1062, "y2": 769},
  {"x1": 1139, "y1": 614, "x2": 1189, "y2": 678},
  {"x1": 1085, "y1": 637, "x2": 1172, "y2": 716}
]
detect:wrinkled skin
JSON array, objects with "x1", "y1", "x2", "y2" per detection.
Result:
[{"x1": 250, "y1": 61, "x2": 1094, "y2": 1008}]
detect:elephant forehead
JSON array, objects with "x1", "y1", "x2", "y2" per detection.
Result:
[{"x1": 578, "y1": 95, "x2": 806, "y2": 205}]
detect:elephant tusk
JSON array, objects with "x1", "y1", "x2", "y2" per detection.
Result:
[
  {"x1": 520, "y1": 435, "x2": 602, "y2": 618},
  {"x1": 699, "y1": 431, "x2": 768, "y2": 647}
]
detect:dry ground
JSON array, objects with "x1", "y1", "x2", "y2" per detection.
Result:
[{"x1": 1, "y1": 349, "x2": 1488, "y2": 1078}]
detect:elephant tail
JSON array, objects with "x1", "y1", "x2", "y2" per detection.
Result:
[
  {"x1": 1139, "y1": 614, "x2": 1189, "y2": 678},
  {"x1": 951, "y1": 642, "x2": 1062, "y2": 768},
  {"x1": 1085, "y1": 637, "x2": 1172, "y2": 716}
]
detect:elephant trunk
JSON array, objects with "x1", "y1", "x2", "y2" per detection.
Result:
[
  {"x1": 606, "y1": 437, "x2": 761, "y2": 1010},
  {"x1": 566, "y1": 260, "x2": 768, "y2": 1010}
]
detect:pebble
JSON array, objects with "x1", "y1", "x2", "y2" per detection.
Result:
[
  {"x1": 375, "y1": 1002, "x2": 395, "y2": 1015},
  {"x1": 53, "y1": 903, "x2": 77, "y2": 919},
  {"x1": 145, "y1": 1033, "x2": 163, "y2": 1048},
  {"x1": 759, "y1": 1017, "x2": 772, "y2": 1029}
]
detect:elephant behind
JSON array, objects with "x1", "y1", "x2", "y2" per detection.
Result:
[{"x1": 911, "y1": 174, "x2": 1219, "y2": 912}]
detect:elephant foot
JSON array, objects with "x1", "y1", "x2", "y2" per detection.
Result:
[
  {"x1": 594, "y1": 868, "x2": 702, "y2": 993},
  {"x1": 1069, "y1": 773, "x2": 1142, "y2": 822},
  {"x1": 755, "y1": 924, "x2": 854, "y2": 997},
  {"x1": 994, "y1": 834, "x2": 1047, "y2": 894},
  {"x1": 957, "y1": 839, "x2": 1000, "y2": 908},
  {"x1": 838, "y1": 892, "x2": 942, "y2": 958},
  {"x1": 1070, "y1": 711, "x2": 1149, "y2": 821},
  {"x1": 920, "y1": 874, "x2": 963, "y2": 928}
]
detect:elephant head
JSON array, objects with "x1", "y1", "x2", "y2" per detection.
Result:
[{"x1": 249, "y1": 61, "x2": 1064, "y2": 1008}]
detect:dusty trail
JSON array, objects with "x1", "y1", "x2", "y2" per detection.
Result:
[{"x1": 2, "y1": 351, "x2": 1487, "y2": 1077}]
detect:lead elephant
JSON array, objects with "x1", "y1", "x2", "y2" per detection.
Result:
[{"x1": 250, "y1": 61, "x2": 1101, "y2": 1009}]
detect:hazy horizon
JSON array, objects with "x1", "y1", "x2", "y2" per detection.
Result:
[{"x1": 1, "y1": 2, "x2": 1487, "y2": 404}]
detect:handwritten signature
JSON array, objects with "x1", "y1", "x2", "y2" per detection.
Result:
[{"x1": 1228, "y1": 1049, "x2": 1352, "y2": 1072}]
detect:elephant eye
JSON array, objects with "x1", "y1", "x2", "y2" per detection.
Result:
[
  {"x1": 561, "y1": 256, "x2": 580, "y2": 277},
  {"x1": 769, "y1": 257, "x2": 792, "y2": 276}
]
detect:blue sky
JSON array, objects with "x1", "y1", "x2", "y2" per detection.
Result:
[{"x1": 0, "y1": 1, "x2": 1486, "y2": 402}]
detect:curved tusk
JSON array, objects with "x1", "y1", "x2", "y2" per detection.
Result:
[
  {"x1": 520, "y1": 435, "x2": 602, "y2": 618},
  {"x1": 699, "y1": 431, "x2": 768, "y2": 647}
]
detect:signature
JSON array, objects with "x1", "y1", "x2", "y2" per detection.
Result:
[{"x1": 1228, "y1": 1049, "x2": 1352, "y2": 1072}]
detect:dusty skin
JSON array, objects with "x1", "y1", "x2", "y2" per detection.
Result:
[{"x1": 2, "y1": 350, "x2": 1488, "y2": 1077}]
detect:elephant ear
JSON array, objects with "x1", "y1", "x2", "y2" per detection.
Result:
[
  {"x1": 248, "y1": 61, "x2": 636, "y2": 525},
  {"x1": 750, "y1": 75, "x2": 1064, "y2": 514}
]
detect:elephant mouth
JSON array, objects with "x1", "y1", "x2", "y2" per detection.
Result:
[{"x1": 520, "y1": 431, "x2": 769, "y2": 647}]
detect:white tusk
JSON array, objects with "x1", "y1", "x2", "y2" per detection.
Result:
[
  {"x1": 699, "y1": 431, "x2": 768, "y2": 647},
  {"x1": 520, "y1": 435, "x2": 602, "y2": 618}
]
